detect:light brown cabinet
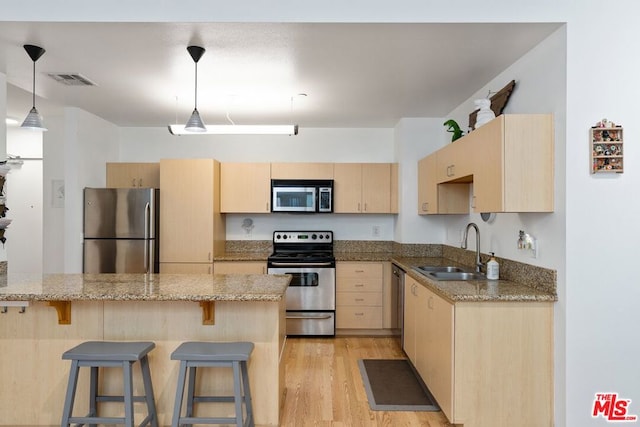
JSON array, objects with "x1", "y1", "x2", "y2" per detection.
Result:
[
  {"x1": 336, "y1": 262, "x2": 383, "y2": 329},
  {"x1": 418, "y1": 114, "x2": 554, "y2": 214},
  {"x1": 403, "y1": 275, "x2": 553, "y2": 427},
  {"x1": 435, "y1": 137, "x2": 473, "y2": 183},
  {"x1": 160, "y1": 262, "x2": 213, "y2": 274},
  {"x1": 418, "y1": 154, "x2": 469, "y2": 215},
  {"x1": 106, "y1": 162, "x2": 160, "y2": 188},
  {"x1": 214, "y1": 261, "x2": 267, "y2": 274},
  {"x1": 334, "y1": 163, "x2": 397, "y2": 213},
  {"x1": 270, "y1": 162, "x2": 334, "y2": 179},
  {"x1": 159, "y1": 159, "x2": 225, "y2": 271},
  {"x1": 220, "y1": 162, "x2": 271, "y2": 213},
  {"x1": 472, "y1": 114, "x2": 554, "y2": 212}
]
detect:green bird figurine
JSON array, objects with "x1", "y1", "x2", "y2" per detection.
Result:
[{"x1": 444, "y1": 119, "x2": 464, "y2": 142}]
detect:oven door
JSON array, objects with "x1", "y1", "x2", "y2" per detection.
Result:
[{"x1": 267, "y1": 266, "x2": 336, "y2": 311}]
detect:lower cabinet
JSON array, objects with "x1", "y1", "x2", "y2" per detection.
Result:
[
  {"x1": 214, "y1": 261, "x2": 267, "y2": 274},
  {"x1": 160, "y1": 262, "x2": 213, "y2": 274},
  {"x1": 336, "y1": 262, "x2": 383, "y2": 329},
  {"x1": 403, "y1": 275, "x2": 553, "y2": 427}
]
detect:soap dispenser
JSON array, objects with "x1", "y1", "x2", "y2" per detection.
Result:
[{"x1": 487, "y1": 252, "x2": 499, "y2": 280}]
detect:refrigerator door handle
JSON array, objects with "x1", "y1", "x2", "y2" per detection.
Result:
[{"x1": 144, "y1": 202, "x2": 150, "y2": 273}]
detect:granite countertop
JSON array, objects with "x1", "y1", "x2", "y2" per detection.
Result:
[
  {"x1": 391, "y1": 256, "x2": 557, "y2": 303},
  {"x1": 0, "y1": 273, "x2": 291, "y2": 302}
]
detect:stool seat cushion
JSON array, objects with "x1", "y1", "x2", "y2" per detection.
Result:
[
  {"x1": 62, "y1": 341, "x2": 156, "y2": 361},
  {"x1": 171, "y1": 341, "x2": 254, "y2": 362}
]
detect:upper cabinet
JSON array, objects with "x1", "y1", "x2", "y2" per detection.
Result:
[
  {"x1": 159, "y1": 159, "x2": 225, "y2": 265},
  {"x1": 270, "y1": 162, "x2": 334, "y2": 179},
  {"x1": 106, "y1": 162, "x2": 160, "y2": 188},
  {"x1": 334, "y1": 163, "x2": 398, "y2": 214},
  {"x1": 418, "y1": 114, "x2": 554, "y2": 214},
  {"x1": 472, "y1": 114, "x2": 554, "y2": 212},
  {"x1": 418, "y1": 153, "x2": 469, "y2": 215},
  {"x1": 220, "y1": 162, "x2": 271, "y2": 213}
]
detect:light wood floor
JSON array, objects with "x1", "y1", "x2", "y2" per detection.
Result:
[{"x1": 280, "y1": 336, "x2": 452, "y2": 427}]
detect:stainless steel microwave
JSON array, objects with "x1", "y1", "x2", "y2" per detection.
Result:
[{"x1": 271, "y1": 179, "x2": 333, "y2": 213}]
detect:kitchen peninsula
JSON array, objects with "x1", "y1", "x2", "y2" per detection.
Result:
[{"x1": 0, "y1": 272, "x2": 290, "y2": 426}]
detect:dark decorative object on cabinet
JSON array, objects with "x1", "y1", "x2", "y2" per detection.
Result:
[{"x1": 468, "y1": 79, "x2": 516, "y2": 130}]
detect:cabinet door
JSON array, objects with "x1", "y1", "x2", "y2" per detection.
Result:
[
  {"x1": 106, "y1": 162, "x2": 160, "y2": 188},
  {"x1": 424, "y1": 287, "x2": 454, "y2": 421},
  {"x1": 333, "y1": 163, "x2": 363, "y2": 213},
  {"x1": 160, "y1": 159, "x2": 223, "y2": 263},
  {"x1": 390, "y1": 163, "x2": 399, "y2": 214},
  {"x1": 160, "y1": 262, "x2": 213, "y2": 274},
  {"x1": 270, "y1": 162, "x2": 334, "y2": 179},
  {"x1": 473, "y1": 114, "x2": 554, "y2": 213},
  {"x1": 220, "y1": 163, "x2": 271, "y2": 213},
  {"x1": 403, "y1": 277, "x2": 418, "y2": 364},
  {"x1": 418, "y1": 154, "x2": 438, "y2": 214},
  {"x1": 361, "y1": 163, "x2": 391, "y2": 213},
  {"x1": 214, "y1": 261, "x2": 266, "y2": 274},
  {"x1": 471, "y1": 116, "x2": 504, "y2": 212},
  {"x1": 436, "y1": 139, "x2": 473, "y2": 183}
]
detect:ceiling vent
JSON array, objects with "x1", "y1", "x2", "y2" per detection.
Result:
[{"x1": 47, "y1": 73, "x2": 97, "y2": 86}]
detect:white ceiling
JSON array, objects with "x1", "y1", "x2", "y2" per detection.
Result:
[{"x1": 0, "y1": 22, "x2": 561, "y2": 129}]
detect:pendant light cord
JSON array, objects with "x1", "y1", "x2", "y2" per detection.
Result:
[
  {"x1": 194, "y1": 61, "x2": 198, "y2": 110},
  {"x1": 31, "y1": 60, "x2": 36, "y2": 109}
]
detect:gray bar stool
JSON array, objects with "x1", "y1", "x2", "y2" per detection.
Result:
[
  {"x1": 170, "y1": 341, "x2": 255, "y2": 427},
  {"x1": 61, "y1": 341, "x2": 158, "y2": 427}
]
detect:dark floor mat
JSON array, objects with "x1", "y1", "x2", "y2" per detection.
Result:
[{"x1": 358, "y1": 359, "x2": 440, "y2": 411}]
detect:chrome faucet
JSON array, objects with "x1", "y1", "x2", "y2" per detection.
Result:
[{"x1": 461, "y1": 222, "x2": 483, "y2": 273}]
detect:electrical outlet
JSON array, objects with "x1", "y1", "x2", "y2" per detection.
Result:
[{"x1": 372, "y1": 225, "x2": 380, "y2": 237}]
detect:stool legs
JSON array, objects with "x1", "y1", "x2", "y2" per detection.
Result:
[
  {"x1": 172, "y1": 361, "x2": 254, "y2": 427},
  {"x1": 61, "y1": 349, "x2": 158, "y2": 427}
]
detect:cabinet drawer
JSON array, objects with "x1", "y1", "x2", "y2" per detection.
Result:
[
  {"x1": 337, "y1": 263, "x2": 383, "y2": 282},
  {"x1": 337, "y1": 291, "x2": 383, "y2": 307},
  {"x1": 337, "y1": 306, "x2": 383, "y2": 329}
]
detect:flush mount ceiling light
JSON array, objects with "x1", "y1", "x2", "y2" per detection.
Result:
[
  {"x1": 21, "y1": 44, "x2": 47, "y2": 131},
  {"x1": 168, "y1": 124, "x2": 298, "y2": 135},
  {"x1": 184, "y1": 45, "x2": 206, "y2": 132}
]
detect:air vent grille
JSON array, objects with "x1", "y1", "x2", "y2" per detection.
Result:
[{"x1": 47, "y1": 73, "x2": 97, "y2": 86}]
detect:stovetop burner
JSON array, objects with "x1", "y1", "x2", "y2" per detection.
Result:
[{"x1": 269, "y1": 230, "x2": 334, "y2": 264}]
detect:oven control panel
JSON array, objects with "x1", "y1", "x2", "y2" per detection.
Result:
[{"x1": 273, "y1": 231, "x2": 333, "y2": 243}]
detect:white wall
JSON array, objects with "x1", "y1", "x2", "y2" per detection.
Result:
[{"x1": 43, "y1": 107, "x2": 119, "y2": 273}]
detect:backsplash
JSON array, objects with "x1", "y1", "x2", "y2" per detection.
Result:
[{"x1": 223, "y1": 240, "x2": 556, "y2": 294}]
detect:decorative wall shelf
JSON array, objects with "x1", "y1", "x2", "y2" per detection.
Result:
[{"x1": 591, "y1": 119, "x2": 623, "y2": 174}]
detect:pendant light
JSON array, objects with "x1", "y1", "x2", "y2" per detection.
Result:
[
  {"x1": 184, "y1": 45, "x2": 206, "y2": 132},
  {"x1": 21, "y1": 44, "x2": 47, "y2": 131}
]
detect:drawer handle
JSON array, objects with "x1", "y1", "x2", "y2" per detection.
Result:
[
  {"x1": 355, "y1": 270, "x2": 365, "y2": 273},
  {"x1": 355, "y1": 284, "x2": 364, "y2": 287},
  {"x1": 355, "y1": 312, "x2": 364, "y2": 316},
  {"x1": 355, "y1": 298, "x2": 364, "y2": 302}
]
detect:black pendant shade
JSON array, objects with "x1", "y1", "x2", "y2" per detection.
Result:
[{"x1": 21, "y1": 44, "x2": 47, "y2": 131}]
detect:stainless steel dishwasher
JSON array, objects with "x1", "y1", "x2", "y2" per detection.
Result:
[{"x1": 391, "y1": 264, "x2": 405, "y2": 347}]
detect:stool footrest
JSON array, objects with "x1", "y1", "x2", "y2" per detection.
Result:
[
  {"x1": 193, "y1": 395, "x2": 237, "y2": 403},
  {"x1": 96, "y1": 394, "x2": 149, "y2": 403},
  {"x1": 179, "y1": 416, "x2": 240, "y2": 424},
  {"x1": 69, "y1": 415, "x2": 126, "y2": 424}
]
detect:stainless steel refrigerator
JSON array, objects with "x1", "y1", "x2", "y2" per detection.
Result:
[{"x1": 83, "y1": 187, "x2": 159, "y2": 273}]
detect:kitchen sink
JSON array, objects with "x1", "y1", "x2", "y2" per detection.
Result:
[
  {"x1": 414, "y1": 265, "x2": 465, "y2": 273},
  {"x1": 424, "y1": 271, "x2": 487, "y2": 281},
  {"x1": 412, "y1": 266, "x2": 487, "y2": 281}
]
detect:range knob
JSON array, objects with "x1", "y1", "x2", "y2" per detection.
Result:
[
  {"x1": 312, "y1": 234, "x2": 318, "y2": 240},
  {"x1": 276, "y1": 234, "x2": 281, "y2": 240},
  {"x1": 282, "y1": 235, "x2": 288, "y2": 240}
]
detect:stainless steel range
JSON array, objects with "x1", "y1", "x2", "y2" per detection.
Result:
[{"x1": 267, "y1": 230, "x2": 336, "y2": 337}]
